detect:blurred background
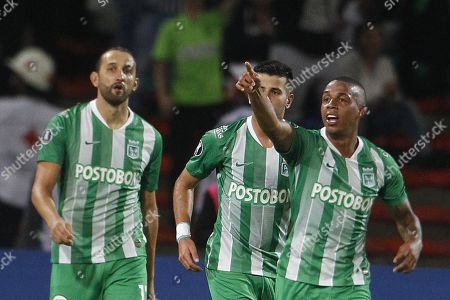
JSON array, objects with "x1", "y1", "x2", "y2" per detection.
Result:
[{"x1": 0, "y1": 0, "x2": 449, "y2": 299}]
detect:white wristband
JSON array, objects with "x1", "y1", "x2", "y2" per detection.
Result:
[{"x1": 176, "y1": 222, "x2": 191, "y2": 242}]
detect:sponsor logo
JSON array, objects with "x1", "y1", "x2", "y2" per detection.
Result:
[
  {"x1": 75, "y1": 163, "x2": 140, "y2": 186},
  {"x1": 214, "y1": 125, "x2": 228, "y2": 139},
  {"x1": 227, "y1": 181, "x2": 290, "y2": 205},
  {"x1": 84, "y1": 140, "x2": 100, "y2": 145},
  {"x1": 235, "y1": 161, "x2": 253, "y2": 167},
  {"x1": 311, "y1": 182, "x2": 374, "y2": 213}
]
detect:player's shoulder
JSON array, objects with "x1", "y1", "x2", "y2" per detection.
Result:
[
  {"x1": 361, "y1": 136, "x2": 398, "y2": 165},
  {"x1": 209, "y1": 117, "x2": 246, "y2": 140},
  {"x1": 132, "y1": 112, "x2": 162, "y2": 140},
  {"x1": 49, "y1": 102, "x2": 87, "y2": 123}
]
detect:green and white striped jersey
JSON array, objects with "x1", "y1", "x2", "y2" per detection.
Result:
[
  {"x1": 38, "y1": 100, "x2": 162, "y2": 264},
  {"x1": 186, "y1": 116, "x2": 291, "y2": 278},
  {"x1": 277, "y1": 126, "x2": 407, "y2": 286}
]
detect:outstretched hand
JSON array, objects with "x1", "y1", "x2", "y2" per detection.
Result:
[{"x1": 235, "y1": 62, "x2": 261, "y2": 94}]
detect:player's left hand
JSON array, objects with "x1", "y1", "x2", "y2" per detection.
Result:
[{"x1": 393, "y1": 240, "x2": 422, "y2": 273}]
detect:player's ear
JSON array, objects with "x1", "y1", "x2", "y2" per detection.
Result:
[
  {"x1": 132, "y1": 77, "x2": 139, "y2": 92},
  {"x1": 285, "y1": 93, "x2": 294, "y2": 109},
  {"x1": 90, "y1": 71, "x2": 99, "y2": 88},
  {"x1": 359, "y1": 106, "x2": 369, "y2": 117}
]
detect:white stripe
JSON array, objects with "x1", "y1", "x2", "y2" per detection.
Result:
[
  {"x1": 349, "y1": 159, "x2": 365, "y2": 285},
  {"x1": 319, "y1": 159, "x2": 358, "y2": 285},
  {"x1": 249, "y1": 147, "x2": 278, "y2": 275},
  {"x1": 60, "y1": 104, "x2": 93, "y2": 263},
  {"x1": 370, "y1": 149, "x2": 385, "y2": 189},
  {"x1": 141, "y1": 122, "x2": 155, "y2": 172},
  {"x1": 286, "y1": 147, "x2": 333, "y2": 280},
  {"x1": 217, "y1": 123, "x2": 247, "y2": 271},
  {"x1": 121, "y1": 121, "x2": 154, "y2": 258}
]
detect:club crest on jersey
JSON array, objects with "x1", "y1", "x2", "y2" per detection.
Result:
[
  {"x1": 362, "y1": 167, "x2": 376, "y2": 188},
  {"x1": 127, "y1": 140, "x2": 140, "y2": 159},
  {"x1": 281, "y1": 159, "x2": 289, "y2": 177}
]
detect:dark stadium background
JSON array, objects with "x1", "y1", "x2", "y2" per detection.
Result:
[{"x1": 0, "y1": 0, "x2": 448, "y2": 299}]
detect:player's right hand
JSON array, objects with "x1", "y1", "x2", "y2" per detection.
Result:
[
  {"x1": 50, "y1": 219, "x2": 73, "y2": 246},
  {"x1": 235, "y1": 62, "x2": 261, "y2": 94},
  {"x1": 177, "y1": 238, "x2": 203, "y2": 272}
]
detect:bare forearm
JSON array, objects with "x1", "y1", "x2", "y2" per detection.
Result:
[
  {"x1": 173, "y1": 181, "x2": 194, "y2": 224},
  {"x1": 145, "y1": 214, "x2": 158, "y2": 281},
  {"x1": 397, "y1": 212, "x2": 422, "y2": 244},
  {"x1": 249, "y1": 89, "x2": 293, "y2": 152},
  {"x1": 31, "y1": 187, "x2": 61, "y2": 227}
]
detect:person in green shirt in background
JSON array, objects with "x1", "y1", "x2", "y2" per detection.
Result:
[{"x1": 152, "y1": 0, "x2": 237, "y2": 187}]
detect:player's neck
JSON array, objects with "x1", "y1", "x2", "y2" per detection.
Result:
[
  {"x1": 96, "y1": 97, "x2": 129, "y2": 129},
  {"x1": 251, "y1": 116, "x2": 273, "y2": 148},
  {"x1": 326, "y1": 131, "x2": 359, "y2": 158}
]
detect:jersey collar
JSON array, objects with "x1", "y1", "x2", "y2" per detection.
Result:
[
  {"x1": 90, "y1": 99, "x2": 134, "y2": 130},
  {"x1": 320, "y1": 127, "x2": 363, "y2": 160},
  {"x1": 246, "y1": 116, "x2": 274, "y2": 149}
]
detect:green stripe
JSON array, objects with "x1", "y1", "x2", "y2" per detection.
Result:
[{"x1": 231, "y1": 131, "x2": 256, "y2": 271}]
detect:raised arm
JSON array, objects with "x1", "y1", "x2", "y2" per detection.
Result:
[
  {"x1": 236, "y1": 62, "x2": 294, "y2": 153},
  {"x1": 141, "y1": 190, "x2": 159, "y2": 300},
  {"x1": 388, "y1": 199, "x2": 422, "y2": 273},
  {"x1": 173, "y1": 168, "x2": 203, "y2": 272},
  {"x1": 32, "y1": 161, "x2": 73, "y2": 246}
]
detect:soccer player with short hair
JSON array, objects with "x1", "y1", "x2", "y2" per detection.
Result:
[
  {"x1": 173, "y1": 60, "x2": 293, "y2": 299},
  {"x1": 236, "y1": 64, "x2": 423, "y2": 299},
  {"x1": 32, "y1": 48, "x2": 162, "y2": 300}
]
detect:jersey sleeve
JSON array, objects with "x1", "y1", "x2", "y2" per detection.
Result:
[
  {"x1": 37, "y1": 113, "x2": 67, "y2": 164},
  {"x1": 152, "y1": 19, "x2": 175, "y2": 61},
  {"x1": 280, "y1": 124, "x2": 314, "y2": 165},
  {"x1": 141, "y1": 130, "x2": 163, "y2": 192},
  {"x1": 186, "y1": 130, "x2": 224, "y2": 180},
  {"x1": 379, "y1": 151, "x2": 407, "y2": 205}
]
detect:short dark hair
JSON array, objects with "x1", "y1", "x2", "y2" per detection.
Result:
[
  {"x1": 95, "y1": 46, "x2": 135, "y2": 72},
  {"x1": 254, "y1": 60, "x2": 293, "y2": 81},
  {"x1": 330, "y1": 76, "x2": 366, "y2": 105}
]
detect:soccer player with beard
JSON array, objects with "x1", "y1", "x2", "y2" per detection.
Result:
[
  {"x1": 237, "y1": 63, "x2": 422, "y2": 299},
  {"x1": 32, "y1": 48, "x2": 162, "y2": 300}
]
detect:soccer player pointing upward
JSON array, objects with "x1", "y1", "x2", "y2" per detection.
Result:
[
  {"x1": 174, "y1": 61, "x2": 294, "y2": 299},
  {"x1": 32, "y1": 48, "x2": 162, "y2": 300},
  {"x1": 237, "y1": 63, "x2": 422, "y2": 299}
]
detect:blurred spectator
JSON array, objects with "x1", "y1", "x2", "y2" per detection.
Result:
[
  {"x1": 152, "y1": 0, "x2": 237, "y2": 185},
  {"x1": 0, "y1": 47, "x2": 61, "y2": 247},
  {"x1": 223, "y1": 0, "x2": 274, "y2": 63},
  {"x1": 270, "y1": 0, "x2": 345, "y2": 124},
  {"x1": 338, "y1": 25, "x2": 423, "y2": 141}
]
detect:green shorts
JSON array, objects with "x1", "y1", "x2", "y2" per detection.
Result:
[
  {"x1": 206, "y1": 268, "x2": 276, "y2": 300},
  {"x1": 275, "y1": 275, "x2": 371, "y2": 300},
  {"x1": 50, "y1": 256, "x2": 147, "y2": 300}
]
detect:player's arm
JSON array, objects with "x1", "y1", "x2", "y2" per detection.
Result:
[
  {"x1": 236, "y1": 62, "x2": 294, "y2": 153},
  {"x1": 388, "y1": 199, "x2": 422, "y2": 273},
  {"x1": 31, "y1": 161, "x2": 73, "y2": 246},
  {"x1": 141, "y1": 190, "x2": 158, "y2": 300},
  {"x1": 173, "y1": 168, "x2": 203, "y2": 272}
]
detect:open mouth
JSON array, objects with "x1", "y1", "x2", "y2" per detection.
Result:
[
  {"x1": 112, "y1": 83, "x2": 125, "y2": 92},
  {"x1": 326, "y1": 114, "x2": 338, "y2": 125}
]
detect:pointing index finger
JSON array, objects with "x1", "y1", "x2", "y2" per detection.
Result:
[{"x1": 245, "y1": 61, "x2": 255, "y2": 76}]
